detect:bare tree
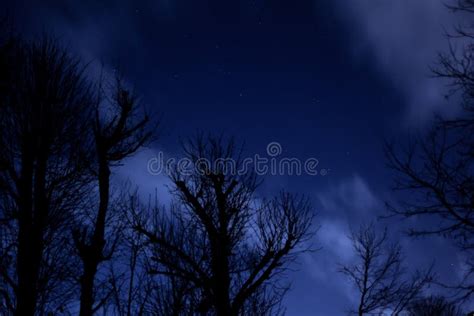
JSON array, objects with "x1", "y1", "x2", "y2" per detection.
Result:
[
  {"x1": 385, "y1": 0, "x2": 474, "y2": 302},
  {"x1": 106, "y1": 195, "x2": 156, "y2": 316},
  {"x1": 0, "y1": 27, "x2": 156, "y2": 316},
  {"x1": 73, "y1": 77, "x2": 151, "y2": 316},
  {"x1": 134, "y1": 136, "x2": 313, "y2": 316},
  {"x1": 0, "y1": 36, "x2": 94, "y2": 315},
  {"x1": 340, "y1": 224, "x2": 432, "y2": 316},
  {"x1": 408, "y1": 296, "x2": 464, "y2": 316}
]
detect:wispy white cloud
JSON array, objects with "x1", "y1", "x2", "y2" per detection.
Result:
[
  {"x1": 318, "y1": 220, "x2": 354, "y2": 261},
  {"x1": 299, "y1": 175, "x2": 381, "y2": 308},
  {"x1": 317, "y1": 174, "x2": 380, "y2": 217},
  {"x1": 332, "y1": 0, "x2": 464, "y2": 123},
  {"x1": 303, "y1": 219, "x2": 356, "y2": 306}
]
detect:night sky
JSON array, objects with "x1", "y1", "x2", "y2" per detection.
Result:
[{"x1": 5, "y1": 0, "x2": 469, "y2": 314}]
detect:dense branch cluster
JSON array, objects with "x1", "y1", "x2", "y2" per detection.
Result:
[{"x1": 133, "y1": 138, "x2": 314, "y2": 315}]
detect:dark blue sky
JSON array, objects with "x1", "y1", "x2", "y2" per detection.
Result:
[{"x1": 6, "y1": 0, "x2": 468, "y2": 314}]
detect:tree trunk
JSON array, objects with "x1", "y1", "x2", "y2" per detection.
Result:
[
  {"x1": 211, "y1": 236, "x2": 232, "y2": 316},
  {"x1": 16, "y1": 138, "x2": 48, "y2": 316},
  {"x1": 78, "y1": 157, "x2": 110, "y2": 316},
  {"x1": 79, "y1": 260, "x2": 98, "y2": 316},
  {"x1": 16, "y1": 154, "x2": 36, "y2": 316}
]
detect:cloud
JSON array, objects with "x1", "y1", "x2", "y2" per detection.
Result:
[
  {"x1": 294, "y1": 175, "x2": 381, "y2": 311},
  {"x1": 318, "y1": 220, "x2": 354, "y2": 261},
  {"x1": 302, "y1": 219, "x2": 357, "y2": 307},
  {"x1": 304, "y1": 219, "x2": 353, "y2": 281},
  {"x1": 332, "y1": 0, "x2": 463, "y2": 122},
  {"x1": 113, "y1": 148, "x2": 173, "y2": 205},
  {"x1": 306, "y1": 174, "x2": 382, "y2": 287},
  {"x1": 317, "y1": 174, "x2": 380, "y2": 217}
]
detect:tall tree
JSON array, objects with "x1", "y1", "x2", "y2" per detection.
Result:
[
  {"x1": 0, "y1": 36, "x2": 94, "y2": 315},
  {"x1": 73, "y1": 77, "x2": 151, "y2": 316},
  {"x1": 134, "y1": 136, "x2": 314, "y2": 316}
]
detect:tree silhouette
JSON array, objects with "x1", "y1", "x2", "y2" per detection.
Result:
[
  {"x1": 340, "y1": 224, "x2": 432, "y2": 316},
  {"x1": 0, "y1": 31, "x2": 153, "y2": 316},
  {"x1": 106, "y1": 195, "x2": 157, "y2": 316},
  {"x1": 408, "y1": 296, "x2": 464, "y2": 316},
  {"x1": 0, "y1": 36, "x2": 94, "y2": 315},
  {"x1": 385, "y1": 0, "x2": 474, "y2": 302},
  {"x1": 134, "y1": 136, "x2": 314, "y2": 316},
  {"x1": 73, "y1": 77, "x2": 151, "y2": 316}
]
